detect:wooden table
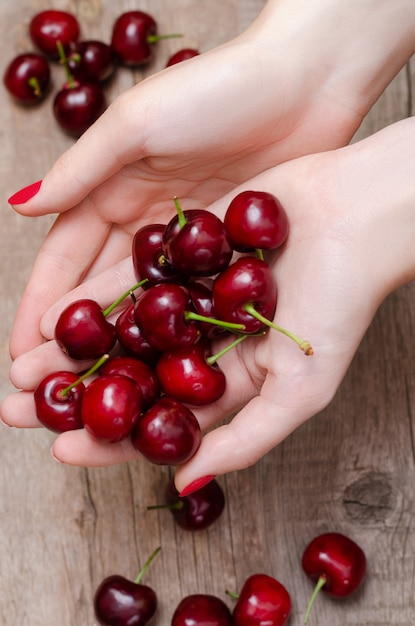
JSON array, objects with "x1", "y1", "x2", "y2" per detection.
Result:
[{"x1": 1, "y1": 2, "x2": 414, "y2": 624}]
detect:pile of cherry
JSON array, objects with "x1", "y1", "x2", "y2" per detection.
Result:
[{"x1": 3, "y1": 8, "x2": 199, "y2": 136}]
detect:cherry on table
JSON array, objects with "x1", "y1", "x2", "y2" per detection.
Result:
[
  {"x1": 148, "y1": 477, "x2": 225, "y2": 531},
  {"x1": 166, "y1": 48, "x2": 200, "y2": 66},
  {"x1": 231, "y1": 573, "x2": 291, "y2": 626},
  {"x1": 29, "y1": 9, "x2": 80, "y2": 58},
  {"x1": 171, "y1": 594, "x2": 233, "y2": 626},
  {"x1": 94, "y1": 546, "x2": 160, "y2": 626},
  {"x1": 301, "y1": 531, "x2": 367, "y2": 624},
  {"x1": 68, "y1": 40, "x2": 117, "y2": 83},
  {"x1": 53, "y1": 80, "x2": 106, "y2": 136},
  {"x1": 131, "y1": 396, "x2": 202, "y2": 465},
  {"x1": 3, "y1": 53, "x2": 51, "y2": 104}
]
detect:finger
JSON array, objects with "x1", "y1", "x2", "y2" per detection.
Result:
[
  {"x1": 0, "y1": 391, "x2": 39, "y2": 428},
  {"x1": 51, "y1": 428, "x2": 141, "y2": 467}
]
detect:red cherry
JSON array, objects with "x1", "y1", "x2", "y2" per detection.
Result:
[
  {"x1": 53, "y1": 81, "x2": 106, "y2": 136},
  {"x1": 132, "y1": 223, "x2": 184, "y2": 288},
  {"x1": 99, "y1": 355, "x2": 160, "y2": 411},
  {"x1": 156, "y1": 341, "x2": 226, "y2": 406},
  {"x1": 81, "y1": 375, "x2": 142, "y2": 443},
  {"x1": 34, "y1": 371, "x2": 84, "y2": 433},
  {"x1": 29, "y1": 10, "x2": 80, "y2": 58},
  {"x1": 110, "y1": 11, "x2": 158, "y2": 67},
  {"x1": 188, "y1": 279, "x2": 229, "y2": 339},
  {"x1": 166, "y1": 48, "x2": 200, "y2": 66},
  {"x1": 131, "y1": 396, "x2": 202, "y2": 465},
  {"x1": 232, "y1": 574, "x2": 291, "y2": 626},
  {"x1": 162, "y1": 204, "x2": 233, "y2": 277},
  {"x1": 3, "y1": 53, "x2": 51, "y2": 104},
  {"x1": 55, "y1": 298, "x2": 117, "y2": 360},
  {"x1": 224, "y1": 190, "x2": 289, "y2": 252},
  {"x1": 68, "y1": 40, "x2": 117, "y2": 83},
  {"x1": 115, "y1": 303, "x2": 160, "y2": 365},
  {"x1": 172, "y1": 594, "x2": 233, "y2": 626},
  {"x1": 302, "y1": 532, "x2": 366, "y2": 623},
  {"x1": 148, "y1": 477, "x2": 225, "y2": 531},
  {"x1": 94, "y1": 546, "x2": 160, "y2": 626}
]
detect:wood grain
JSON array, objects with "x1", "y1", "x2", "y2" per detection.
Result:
[{"x1": 0, "y1": 2, "x2": 414, "y2": 624}]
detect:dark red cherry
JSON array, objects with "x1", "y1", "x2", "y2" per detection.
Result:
[
  {"x1": 94, "y1": 547, "x2": 160, "y2": 626},
  {"x1": 3, "y1": 53, "x2": 51, "y2": 104},
  {"x1": 34, "y1": 371, "x2": 84, "y2": 433},
  {"x1": 134, "y1": 283, "x2": 200, "y2": 352},
  {"x1": 302, "y1": 532, "x2": 367, "y2": 624},
  {"x1": 68, "y1": 40, "x2": 117, "y2": 83},
  {"x1": 156, "y1": 341, "x2": 226, "y2": 406},
  {"x1": 162, "y1": 206, "x2": 233, "y2": 277},
  {"x1": 148, "y1": 477, "x2": 225, "y2": 531},
  {"x1": 172, "y1": 594, "x2": 233, "y2": 626},
  {"x1": 115, "y1": 303, "x2": 160, "y2": 365},
  {"x1": 29, "y1": 10, "x2": 80, "y2": 58},
  {"x1": 110, "y1": 11, "x2": 157, "y2": 67},
  {"x1": 188, "y1": 280, "x2": 228, "y2": 339},
  {"x1": 131, "y1": 396, "x2": 202, "y2": 465},
  {"x1": 132, "y1": 223, "x2": 184, "y2": 288},
  {"x1": 53, "y1": 81, "x2": 106, "y2": 136},
  {"x1": 82, "y1": 375, "x2": 142, "y2": 443},
  {"x1": 166, "y1": 48, "x2": 200, "y2": 66},
  {"x1": 224, "y1": 190, "x2": 289, "y2": 252},
  {"x1": 212, "y1": 256, "x2": 277, "y2": 334},
  {"x1": 55, "y1": 298, "x2": 117, "y2": 360},
  {"x1": 99, "y1": 355, "x2": 160, "y2": 411},
  {"x1": 232, "y1": 574, "x2": 291, "y2": 626}
]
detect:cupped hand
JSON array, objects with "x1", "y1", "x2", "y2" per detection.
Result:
[{"x1": 4, "y1": 118, "x2": 414, "y2": 492}]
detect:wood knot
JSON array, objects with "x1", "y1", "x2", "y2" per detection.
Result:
[{"x1": 342, "y1": 472, "x2": 396, "y2": 524}]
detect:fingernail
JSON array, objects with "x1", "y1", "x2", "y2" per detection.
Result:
[
  {"x1": 8, "y1": 179, "x2": 42, "y2": 205},
  {"x1": 179, "y1": 475, "x2": 216, "y2": 497},
  {"x1": 50, "y1": 446, "x2": 62, "y2": 463}
]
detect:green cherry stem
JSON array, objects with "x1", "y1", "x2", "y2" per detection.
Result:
[
  {"x1": 244, "y1": 303, "x2": 313, "y2": 355},
  {"x1": 206, "y1": 334, "x2": 249, "y2": 365},
  {"x1": 185, "y1": 310, "x2": 245, "y2": 332},
  {"x1": 103, "y1": 279, "x2": 148, "y2": 317},
  {"x1": 147, "y1": 501, "x2": 184, "y2": 512},
  {"x1": 59, "y1": 354, "x2": 110, "y2": 397},
  {"x1": 303, "y1": 575, "x2": 327, "y2": 625},
  {"x1": 173, "y1": 196, "x2": 187, "y2": 228},
  {"x1": 255, "y1": 248, "x2": 265, "y2": 261},
  {"x1": 28, "y1": 76, "x2": 41, "y2": 96},
  {"x1": 134, "y1": 546, "x2": 162, "y2": 585},
  {"x1": 147, "y1": 34, "x2": 183, "y2": 44},
  {"x1": 56, "y1": 40, "x2": 77, "y2": 89}
]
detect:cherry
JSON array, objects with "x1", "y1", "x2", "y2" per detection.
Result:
[
  {"x1": 55, "y1": 298, "x2": 117, "y2": 360},
  {"x1": 82, "y1": 374, "x2": 142, "y2": 443},
  {"x1": 162, "y1": 200, "x2": 233, "y2": 277},
  {"x1": 115, "y1": 303, "x2": 160, "y2": 365},
  {"x1": 131, "y1": 396, "x2": 202, "y2": 465},
  {"x1": 29, "y1": 10, "x2": 80, "y2": 58},
  {"x1": 188, "y1": 280, "x2": 228, "y2": 339},
  {"x1": 68, "y1": 40, "x2": 117, "y2": 83},
  {"x1": 53, "y1": 81, "x2": 106, "y2": 136},
  {"x1": 3, "y1": 53, "x2": 51, "y2": 104},
  {"x1": 301, "y1": 532, "x2": 367, "y2": 624},
  {"x1": 231, "y1": 574, "x2": 291, "y2": 626},
  {"x1": 132, "y1": 223, "x2": 184, "y2": 288},
  {"x1": 148, "y1": 477, "x2": 225, "y2": 531},
  {"x1": 156, "y1": 340, "x2": 227, "y2": 406},
  {"x1": 99, "y1": 355, "x2": 160, "y2": 411},
  {"x1": 166, "y1": 48, "x2": 200, "y2": 66},
  {"x1": 171, "y1": 594, "x2": 233, "y2": 626},
  {"x1": 224, "y1": 190, "x2": 289, "y2": 254},
  {"x1": 94, "y1": 546, "x2": 160, "y2": 626},
  {"x1": 111, "y1": 11, "x2": 181, "y2": 67},
  {"x1": 34, "y1": 371, "x2": 85, "y2": 433}
]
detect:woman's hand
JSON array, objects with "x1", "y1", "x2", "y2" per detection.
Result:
[{"x1": 3, "y1": 117, "x2": 415, "y2": 492}]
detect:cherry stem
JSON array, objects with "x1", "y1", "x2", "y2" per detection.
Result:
[
  {"x1": 173, "y1": 196, "x2": 187, "y2": 229},
  {"x1": 185, "y1": 310, "x2": 245, "y2": 332},
  {"x1": 206, "y1": 334, "x2": 248, "y2": 365},
  {"x1": 225, "y1": 590, "x2": 239, "y2": 600},
  {"x1": 243, "y1": 303, "x2": 313, "y2": 355},
  {"x1": 134, "y1": 546, "x2": 161, "y2": 585},
  {"x1": 256, "y1": 248, "x2": 264, "y2": 261},
  {"x1": 28, "y1": 76, "x2": 41, "y2": 96},
  {"x1": 103, "y1": 279, "x2": 148, "y2": 317},
  {"x1": 303, "y1": 575, "x2": 327, "y2": 625},
  {"x1": 147, "y1": 501, "x2": 184, "y2": 512},
  {"x1": 56, "y1": 40, "x2": 77, "y2": 89},
  {"x1": 59, "y1": 354, "x2": 110, "y2": 397},
  {"x1": 147, "y1": 33, "x2": 183, "y2": 44}
]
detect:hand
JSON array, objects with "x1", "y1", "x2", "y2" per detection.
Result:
[
  {"x1": 8, "y1": 0, "x2": 415, "y2": 357},
  {"x1": 3, "y1": 117, "x2": 415, "y2": 492}
]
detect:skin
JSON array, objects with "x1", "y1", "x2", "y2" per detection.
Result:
[{"x1": 2, "y1": 0, "x2": 415, "y2": 492}]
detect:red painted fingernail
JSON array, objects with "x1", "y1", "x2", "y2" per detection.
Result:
[
  {"x1": 179, "y1": 475, "x2": 216, "y2": 497},
  {"x1": 8, "y1": 179, "x2": 42, "y2": 205}
]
